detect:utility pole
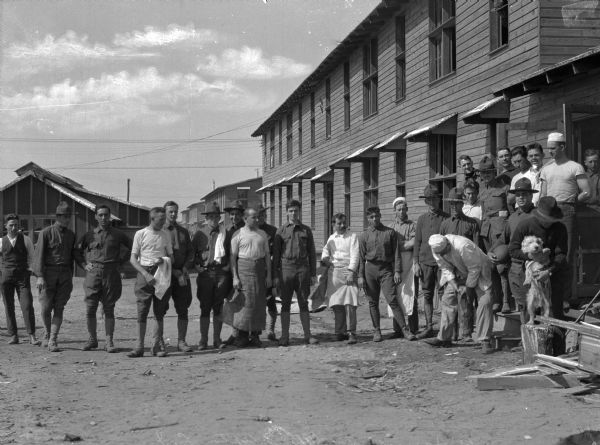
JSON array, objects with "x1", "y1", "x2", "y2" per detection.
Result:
[{"x1": 126, "y1": 178, "x2": 130, "y2": 202}]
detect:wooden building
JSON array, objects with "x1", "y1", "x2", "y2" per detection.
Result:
[{"x1": 252, "y1": 0, "x2": 600, "y2": 298}]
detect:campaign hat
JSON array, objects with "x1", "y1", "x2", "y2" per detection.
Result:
[
  {"x1": 508, "y1": 177, "x2": 538, "y2": 194},
  {"x1": 533, "y1": 196, "x2": 563, "y2": 222},
  {"x1": 202, "y1": 201, "x2": 223, "y2": 215},
  {"x1": 476, "y1": 155, "x2": 497, "y2": 172},
  {"x1": 418, "y1": 184, "x2": 443, "y2": 199},
  {"x1": 224, "y1": 200, "x2": 245, "y2": 212},
  {"x1": 443, "y1": 187, "x2": 464, "y2": 202}
]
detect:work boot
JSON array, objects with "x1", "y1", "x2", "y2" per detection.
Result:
[
  {"x1": 151, "y1": 320, "x2": 168, "y2": 357},
  {"x1": 372, "y1": 329, "x2": 382, "y2": 342},
  {"x1": 104, "y1": 318, "x2": 117, "y2": 353},
  {"x1": 424, "y1": 338, "x2": 452, "y2": 348},
  {"x1": 42, "y1": 332, "x2": 50, "y2": 348},
  {"x1": 8, "y1": 335, "x2": 19, "y2": 344},
  {"x1": 198, "y1": 317, "x2": 210, "y2": 350},
  {"x1": 300, "y1": 311, "x2": 318, "y2": 345},
  {"x1": 213, "y1": 319, "x2": 224, "y2": 349},
  {"x1": 249, "y1": 332, "x2": 262, "y2": 348},
  {"x1": 416, "y1": 302, "x2": 434, "y2": 339},
  {"x1": 336, "y1": 333, "x2": 349, "y2": 341},
  {"x1": 347, "y1": 333, "x2": 358, "y2": 345},
  {"x1": 267, "y1": 311, "x2": 277, "y2": 341},
  {"x1": 48, "y1": 335, "x2": 60, "y2": 352},
  {"x1": 177, "y1": 319, "x2": 193, "y2": 352},
  {"x1": 403, "y1": 327, "x2": 416, "y2": 341},
  {"x1": 83, "y1": 318, "x2": 98, "y2": 350},
  {"x1": 29, "y1": 334, "x2": 41, "y2": 346},
  {"x1": 128, "y1": 321, "x2": 146, "y2": 357},
  {"x1": 279, "y1": 312, "x2": 290, "y2": 346},
  {"x1": 82, "y1": 337, "x2": 99, "y2": 351},
  {"x1": 234, "y1": 331, "x2": 250, "y2": 348}
]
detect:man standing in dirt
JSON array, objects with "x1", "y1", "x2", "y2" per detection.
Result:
[
  {"x1": 77, "y1": 205, "x2": 131, "y2": 353},
  {"x1": 257, "y1": 204, "x2": 278, "y2": 341},
  {"x1": 163, "y1": 201, "x2": 195, "y2": 352},
  {"x1": 1, "y1": 213, "x2": 39, "y2": 345},
  {"x1": 192, "y1": 202, "x2": 228, "y2": 350},
  {"x1": 359, "y1": 206, "x2": 412, "y2": 342},
  {"x1": 425, "y1": 234, "x2": 494, "y2": 353},
  {"x1": 128, "y1": 207, "x2": 173, "y2": 358},
  {"x1": 33, "y1": 202, "x2": 83, "y2": 352},
  {"x1": 273, "y1": 199, "x2": 318, "y2": 346}
]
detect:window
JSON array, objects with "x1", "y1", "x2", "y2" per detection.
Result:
[
  {"x1": 395, "y1": 16, "x2": 406, "y2": 101},
  {"x1": 279, "y1": 188, "x2": 283, "y2": 226},
  {"x1": 490, "y1": 0, "x2": 508, "y2": 51},
  {"x1": 428, "y1": 134, "x2": 457, "y2": 212},
  {"x1": 363, "y1": 38, "x2": 378, "y2": 117},
  {"x1": 343, "y1": 62, "x2": 351, "y2": 130},
  {"x1": 269, "y1": 190, "x2": 275, "y2": 225},
  {"x1": 344, "y1": 168, "x2": 351, "y2": 223},
  {"x1": 325, "y1": 183, "x2": 334, "y2": 239},
  {"x1": 310, "y1": 182, "x2": 316, "y2": 229},
  {"x1": 262, "y1": 135, "x2": 267, "y2": 170},
  {"x1": 310, "y1": 92, "x2": 316, "y2": 148},
  {"x1": 395, "y1": 150, "x2": 406, "y2": 197},
  {"x1": 298, "y1": 182, "x2": 303, "y2": 206},
  {"x1": 429, "y1": 0, "x2": 456, "y2": 81},
  {"x1": 363, "y1": 158, "x2": 378, "y2": 227},
  {"x1": 269, "y1": 127, "x2": 275, "y2": 169},
  {"x1": 286, "y1": 185, "x2": 292, "y2": 205},
  {"x1": 298, "y1": 103, "x2": 303, "y2": 155},
  {"x1": 278, "y1": 120, "x2": 283, "y2": 165},
  {"x1": 286, "y1": 111, "x2": 293, "y2": 160},
  {"x1": 325, "y1": 78, "x2": 331, "y2": 139}
]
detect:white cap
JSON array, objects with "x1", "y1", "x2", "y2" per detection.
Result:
[
  {"x1": 392, "y1": 197, "x2": 406, "y2": 208},
  {"x1": 428, "y1": 234, "x2": 449, "y2": 253},
  {"x1": 547, "y1": 132, "x2": 565, "y2": 144}
]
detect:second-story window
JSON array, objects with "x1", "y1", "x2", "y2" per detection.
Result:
[
  {"x1": 396, "y1": 15, "x2": 406, "y2": 101},
  {"x1": 269, "y1": 127, "x2": 275, "y2": 169},
  {"x1": 286, "y1": 111, "x2": 293, "y2": 160},
  {"x1": 325, "y1": 78, "x2": 332, "y2": 139},
  {"x1": 490, "y1": 0, "x2": 508, "y2": 51},
  {"x1": 429, "y1": 0, "x2": 456, "y2": 81},
  {"x1": 310, "y1": 92, "x2": 316, "y2": 148},
  {"x1": 298, "y1": 102, "x2": 303, "y2": 155},
  {"x1": 278, "y1": 120, "x2": 283, "y2": 165},
  {"x1": 363, "y1": 38, "x2": 378, "y2": 118},
  {"x1": 343, "y1": 61, "x2": 351, "y2": 130}
]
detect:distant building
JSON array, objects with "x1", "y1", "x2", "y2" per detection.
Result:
[
  {"x1": 184, "y1": 177, "x2": 262, "y2": 232},
  {"x1": 252, "y1": 0, "x2": 600, "y2": 296}
]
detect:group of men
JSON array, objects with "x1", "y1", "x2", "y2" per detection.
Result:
[{"x1": 2, "y1": 131, "x2": 598, "y2": 356}]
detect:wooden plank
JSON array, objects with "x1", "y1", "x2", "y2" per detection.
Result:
[
  {"x1": 579, "y1": 334, "x2": 600, "y2": 374},
  {"x1": 534, "y1": 353, "x2": 584, "y2": 370},
  {"x1": 522, "y1": 324, "x2": 555, "y2": 364},
  {"x1": 537, "y1": 316, "x2": 600, "y2": 337},
  {"x1": 476, "y1": 374, "x2": 569, "y2": 391}
]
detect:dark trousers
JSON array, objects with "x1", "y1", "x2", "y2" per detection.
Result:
[
  {"x1": 169, "y1": 275, "x2": 193, "y2": 321},
  {"x1": 84, "y1": 264, "x2": 122, "y2": 320},
  {"x1": 0, "y1": 269, "x2": 35, "y2": 336},
  {"x1": 266, "y1": 287, "x2": 277, "y2": 314},
  {"x1": 420, "y1": 263, "x2": 439, "y2": 305},
  {"x1": 279, "y1": 262, "x2": 310, "y2": 313},
  {"x1": 40, "y1": 265, "x2": 73, "y2": 318},
  {"x1": 364, "y1": 262, "x2": 400, "y2": 329},
  {"x1": 558, "y1": 203, "x2": 576, "y2": 302},
  {"x1": 196, "y1": 269, "x2": 231, "y2": 318},
  {"x1": 134, "y1": 271, "x2": 169, "y2": 322}
]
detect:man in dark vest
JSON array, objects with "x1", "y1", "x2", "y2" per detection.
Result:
[
  {"x1": 33, "y1": 202, "x2": 83, "y2": 352},
  {"x1": 0, "y1": 214, "x2": 40, "y2": 345}
]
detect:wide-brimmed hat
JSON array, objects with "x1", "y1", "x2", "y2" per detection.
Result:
[
  {"x1": 55, "y1": 201, "x2": 73, "y2": 216},
  {"x1": 202, "y1": 201, "x2": 222, "y2": 215},
  {"x1": 224, "y1": 200, "x2": 245, "y2": 212},
  {"x1": 476, "y1": 155, "x2": 497, "y2": 172},
  {"x1": 419, "y1": 184, "x2": 443, "y2": 199},
  {"x1": 508, "y1": 177, "x2": 539, "y2": 194},
  {"x1": 443, "y1": 187, "x2": 464, "y2": 202},
  {"x1": 533, "y1": 196, "x2": 563, "y2": 222}
]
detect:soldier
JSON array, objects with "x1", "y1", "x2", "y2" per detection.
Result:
[
  {"x1": 497, "y1": 147, "x2": 519, "y2": 182},
  {"x1": 413, "y1": 184, "x2": 449, "y2": 339},
  {"x1": 257, "y1": 204, "x2": 278, "y2": 341},
  {"x1": 192, "y1": 202, "x2": 229, "y2": 350},
  {"x1": 77, "y1": 205, "x2": 132, "y2": 352},
  {"x1": 273, "y1": 199, "x2": 318, "y2": 346},
  {"x1": 163, "y1": 201, "x2": 195, "y2": 352},
  {"x1": 33, "y1": 202, "x2": 83, "y2": 352},
  {"x1": 478, "y1": 155, "x2": 512, "y2": 313},
  {"x1": 0, "y1": 214, "x2": 39, "y2": 345}
]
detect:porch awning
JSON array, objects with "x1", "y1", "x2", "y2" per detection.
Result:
[
  {"x1": 404, "y1": 113, "x2": 458, "y2": 142},
  {"x1": 255, "y1": 182, "x2": 273, "y2": 193},
  {"x1": 310, "y1": 169, "x2": 334, "y2": 183},
  {"x1": 345, "y1": 142, "x2": 379, "y2": 162},
  {"x1": 330, "y1": 155, "x2": 351, "y2": 170},
  {"x1": 461, "y1": 97, "x2": 510, "y2": 124},
  {"x1": 374, "y1": 131, "x2": 406, "y2": 151},
  {"x1": 284, "y1": 166, "x2": 316, "y2": 183}
]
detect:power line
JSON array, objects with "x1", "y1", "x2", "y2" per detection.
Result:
[
  {"x1": 0, "y1": 137, "x2": 255, "y2": 144},
  {"x1": 0, "y1": 165, "x2": 262, "y2": 170}
]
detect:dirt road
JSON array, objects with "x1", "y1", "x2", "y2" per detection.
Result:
[{"x1": 0, "y1": 277, "x2": 595, "y2": 445}]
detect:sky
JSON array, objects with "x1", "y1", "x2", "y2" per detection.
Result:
[{"x1": 0, "y1": 0, "x2": 380, "y2": 209}]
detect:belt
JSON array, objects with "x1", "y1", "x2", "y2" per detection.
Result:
[
  {"x1": 238, "y1": 257, "x2": 265, "y2": 263},
  {"x1": 90, "y1": 261, "x2": 118, "y2": 268},
  {"x1": 366, "y1": 260, "x2": 393, "y2": 266},
  {"x1": 141, "y1": 265, "x2": 158, "y2": 274},
  {"x1": 282, "y1": 258, "x2": 308, "y2": 265},
  {"x1": 45, "y1": 264, "x2": 71, "y2": 268},
  {"x1": 557, "y1": 201, "x2": 575, "y2": 206}
]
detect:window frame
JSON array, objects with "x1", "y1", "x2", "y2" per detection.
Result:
[
  {"x1": 362, "y1": 38, "x2": 379, "y2": 119},
  {"x1": 325, "y1": 77, "x2": 332, "y2": 139},
  {"x1": 362, "y1": 157, "x2": 379, "y2": 227},
  {"x1": 395, "y1": 150, "x2": 406, "y2": 198},
  {"x1": 286, "y1": 111, "x2": 293, "y2": 161},
  {"x1": 429, "y1": 0, "x2": 456, "y2": 82},
  {"x1": 395, "y1": 15, "x2": 407, "y2": 102},
  {"x1": 298, "y1": 102, "x2": 303, "y2": 155},
  {"x1": 310, "y1": 92, "x2": 316, "y2": 148},
  {"x1": 343, "y1": 61, "x2": 351, "y2": 130},
  {"x1": 489, "y1": 0, "x2": 509, "y2": 53},
  {"x1": 428, "y1": 134, "x2": 457, "y2": 212}
]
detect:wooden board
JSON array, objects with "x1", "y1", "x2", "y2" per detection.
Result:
[
  {"x1": 580, "y1": 334, "x2": 600, "y2": 375},
  {"x1": 476, "y1": 374, "x2": 581, "y2": 391},
  {"x1": 521, "y1": 324, "x2": 554, "y2": 364}
]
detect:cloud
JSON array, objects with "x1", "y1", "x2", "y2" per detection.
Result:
[
  {"x1": 1, "y1": 67, "x2": 271, "y2": 135},
  {"x1": 4, "y1": 31, "x2": 157, "y2": 79},
  {"x1": 113, "y1": 24, "x2": 218, "y2": 48},
  {"x1": 196, "y1": 46, "x2": 312, "y2": 79}
]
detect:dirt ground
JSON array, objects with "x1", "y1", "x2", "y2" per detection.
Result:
[{"x1": 0, "y1": 276, "x2": 597, "y2": 445}]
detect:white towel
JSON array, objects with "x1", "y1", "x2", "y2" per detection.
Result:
[
  {"x1": 213, "y1": 229, "x2": 226, "y2": 264},
  {"x1": 153, "y1": 257, "x2": 172, "y2": 299}
]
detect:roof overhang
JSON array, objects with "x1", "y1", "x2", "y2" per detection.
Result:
[
  {"x1": 310, "y1": 169, "x2": 334, "y2": 183},
  {"x1": 330, "y1": 155, "x2": 351, "y2": 170},
  {"x1": 404, "y1": 113, "x2": 458, "y2": 142},
  {"x1": 374, "y1": 131, "x2": 407, "y2": 151},
  {"x1": 284, "y1": 166, "x2": 316, "y2": 183},
  {"x1": 46, "y1": 180, "x2": 121, "y2": 221},
  {"x1": 345, "y1": 142, "x2": 379, "y2": 162},
  {"x1": 255, "y1": 183, "x2": 273, "y2": 193},
  {"x1": 461, "y1": 97, "x2": 510, "y2": 124},
  {"x1": 493, "y1": 46, "x2": 600, "y2": 100}
]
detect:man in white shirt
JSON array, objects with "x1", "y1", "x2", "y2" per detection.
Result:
[
  {"x1": 321, "y1": 213, "x2": 360, "y2": 344},
  {"x1": 0, "y1": 214, "x2": 39, "y2": 345},
  {"x1": 424, "y1": 234, "x2": 494, "y2": 354},
  {"x1": 461, "y1": 181, "x2": 482, "y2": 222},
  {"x1": 128, "y1": 207, "x2": 174, "y2": 358}
]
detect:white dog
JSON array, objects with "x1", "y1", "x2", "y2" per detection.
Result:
[{"x1": 521, "y1": 235, "x2": 552, "y2": 324}]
